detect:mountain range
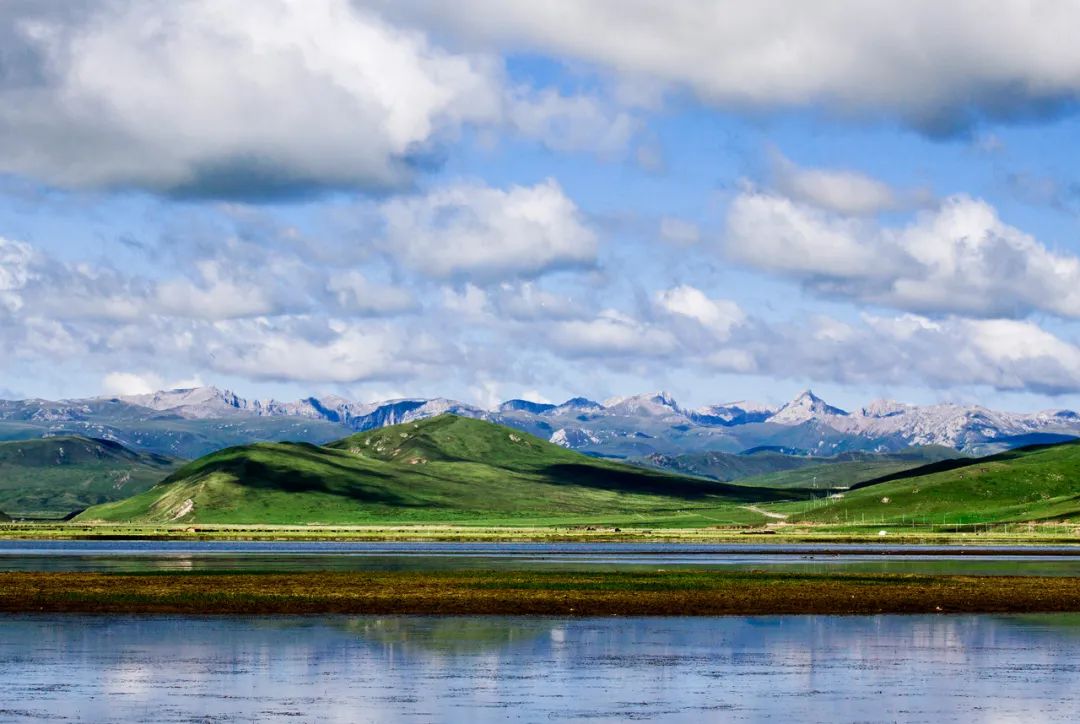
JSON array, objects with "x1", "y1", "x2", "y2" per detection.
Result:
[{"x1": 1, "y1": 386, "x2": 1078, "y2": 459}]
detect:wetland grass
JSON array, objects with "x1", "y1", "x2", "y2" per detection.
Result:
[{"x1": 3, "y1": 570, "x2": 1079, "y2": 616}]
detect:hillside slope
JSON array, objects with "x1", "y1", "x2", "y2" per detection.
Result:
[
  {"x1": 783, "y1": 440, "x2": 1080, "y2": 525},
  {"x1": 0, "y1": 437, "x2": 180, "y2": 517},
  {"x1": 636, "y1": 447, "x2": 961, "y2": 488},
  {"x1": 77, "y1": 415, "x2": 799, "y2": 525}
]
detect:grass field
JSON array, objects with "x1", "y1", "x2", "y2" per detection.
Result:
[
  {"x1": 0, "y1": 436, "x2": 179, "y2": 518},
  {"x1": 2, "y1": 570, "x2": 1079, "y2": 615},
  {"x1": 4, "y1": 520, "x2": 1079, "y2": 544},
  {"x1": 77, "y1": 415, "x2": 798, "y2": 525},
  {"x1": 774, "y1": 440, "x2": 1080, "y2": 527},
  {"x1": 644, "y1": 447, "x2": 961, "y2": 489}
]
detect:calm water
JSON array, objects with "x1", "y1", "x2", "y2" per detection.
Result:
[
  {"x1": 1, "y1": 540, "x2": 1079, "y2": 576},
  {"x1": 0, "y1": 614, "x2": 1077, "y2": 722}
]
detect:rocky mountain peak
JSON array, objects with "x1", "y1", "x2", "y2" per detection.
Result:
[{"x1": 768, "y1": 389, "x2": 848, "y2": 424}]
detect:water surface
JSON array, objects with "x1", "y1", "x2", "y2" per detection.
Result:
[
  {"x1": 1, "y1": 540, "x2": 1078, "y2": 576},
  {"x1": 1, "y1": 614, "x2": 1077, "y2": 722}
]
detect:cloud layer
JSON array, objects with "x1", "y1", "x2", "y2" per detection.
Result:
[
  {"x1": 381, "y1": 0, "x2": 1080, "y2": 134},
  {"x1": 0, "y1": 0, "x2": 631, "y2": 198}
]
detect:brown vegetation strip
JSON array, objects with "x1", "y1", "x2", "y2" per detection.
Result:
[{"x1": 3, "y1": 571, "x2": 1080, "y2": 615}]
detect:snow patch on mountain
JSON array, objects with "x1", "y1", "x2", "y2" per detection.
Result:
[
  {"x1": 549, "y1": 427, "x2": 601, "y2": 448},
  {"x1": 768, "y1": 390, "x2": 849, "y2": 424},
  {"x1": 602, "y1": 392, "x2": 682, "y2": 417},
  {"x1": 119, "y1": 386, "x2": 248, "y2": 418}
]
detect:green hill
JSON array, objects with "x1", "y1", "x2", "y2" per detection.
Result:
[
  {"x1": 0, "y1": 510, "x2": 9, "y2": 522},
  {"x1": 781, "y1": 440, "x2": 1080, "y2": 525},
  {"x1": 77, "y1": 415, "x2": 800, "y2": 525},
  {"x1": 0, "y1": 436, "x2": 180, "y2": 518},
  {"x1": 637, "y1": 447, "x2": 961, "y2": 489}
]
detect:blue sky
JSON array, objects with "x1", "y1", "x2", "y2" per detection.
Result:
[{"x1": 3, "y1": 0, "x2": 1080, "y2": 413}]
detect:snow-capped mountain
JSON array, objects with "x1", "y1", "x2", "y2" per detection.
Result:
[
  {"x1": 119, "y1": 387, "x2": 250, "y2": 418},
  {"x1": 1, "y1": 386, "x2": 1078, "y2": 458},
  {"x1": 601, "y1": 392, "x2": 683, "y2": 418},
  {"x1": 767, "y1": 390, "x2": 848, "y2": 424}
]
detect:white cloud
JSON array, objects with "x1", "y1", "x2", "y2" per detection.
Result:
[
  {"x1": 154, "y1": 260, "x2": 282, "y2": 319},
  {"x1": 102, "y1": 372, "x2": 164, "y2": 397},
  {"x1": 0, "y1": 0, "x2": 506, "y2": 197},
  {"x1": 0, "y1": 237, "x2": 33, "y2": 312},
  {"x1": 0, "y1": 1, "x2": 638, "y2": 197},
  {"x1": 489, "y1": 282, "x2": 584, "y2": 321},
  {"x1": 769, "y1": 152, "x2": 918, "y2": 215},
  {"x1": 726, "y1": 192, "x2": 893, "y2": 279},
  {"x1": 726, "y1": 190, "x2": 1080, "y2": 319},
  {"x1": 380, "y1": 0, "x2": 1080, "y2": 133},
  {"x1": 381, "y1": 179, "x2": 597, "y2": 281},
  {"x1": 441, "y1": 284, "x2": 490, "y2": 318},
  {"x1": 201, "y1": 319, "x2": 440, "y2": 383},
  {"x1": 507, "y1": 87, "x2": 636, "y2": 155},
  {"x1": 859, "y1": 315, "x2": 1080, "y2": 394},
  {"x1": 549, "y1": 310, "x2": 676, "y2": 358},
  {"x1": 326, "y1": 271, "x2": 416, "y2": 316},
  {"x1": 655, "y1": 285, "x2": 744, "y2": 339}
]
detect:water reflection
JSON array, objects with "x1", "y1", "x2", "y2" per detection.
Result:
[{"x1": 0, "y1": 614, "x2": 1077, "y2": 722}]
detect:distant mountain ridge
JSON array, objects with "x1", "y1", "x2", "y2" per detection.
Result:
[{"x1": 1, "y1": 385, "x2": 1078, "y2": 458}]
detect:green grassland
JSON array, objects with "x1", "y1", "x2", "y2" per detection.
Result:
[
  {"x1": 734, "y1": 451, "x2": 960, "y2": 490},
  {"x1": 12, "y1": 416, "x2": 1080, "y2": 539},
  {"x1": 77, "y1": 415, "x2": 801, "y2": 525},
  {"x1": 639, "y1": 446, "x2": 960, "y2": 488},
  {"x1": 0, "y1": 436, "x2": 180, "y2": 518},
  {"x1": 774, "y1": 440, "x2": 1080, "y2": 527}
]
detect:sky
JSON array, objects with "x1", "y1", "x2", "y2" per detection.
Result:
[{"x1": 3, "y1": 0, "x2": 1080, "y2": 412}]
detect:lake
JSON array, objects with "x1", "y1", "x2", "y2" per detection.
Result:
[
  {"x1": 1, "y1": 540, "x2": 1079, "y2": 576},
  {"x1": 1, "y1": 613, "x2": 1078, "y2": 722}
]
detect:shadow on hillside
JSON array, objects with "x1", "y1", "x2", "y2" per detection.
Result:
[
  {"x1": 538, "y1": 463, "x2": 793, "y2": 502},
  {"x1": 195, "y1": 445, "x2": 422, "y2": 507},
  {"x1": 850, "y1": 438, "x2": 1080, "y2": 491}
]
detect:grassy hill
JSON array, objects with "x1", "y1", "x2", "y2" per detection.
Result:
[
  {"x1": 637, "y1": 447, "x2": 961, "y2": 489},
  {"x1": 77, "y1": 415, "x2": 801, "y2": 526},
  {"x1": 778, "y1": 440, "x2": 1080, "y2": 526},
  {"x1": 0, "y1": 510, "x2": 9, "y2": 522},
  {"x1": 0, "y1": 437, "x2": 180, "y2": 518}
]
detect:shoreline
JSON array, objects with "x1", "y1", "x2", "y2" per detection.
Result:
[
  {"x1": 3, "y1": 523, "x2": 1079, "y2": 546},
  {"x1": 3, "y1": 571, "x2": 1080, "y2": 616}
]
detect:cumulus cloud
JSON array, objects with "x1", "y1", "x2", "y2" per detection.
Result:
[
  {"x1": 0, "y1": 0, "x2": 634, "y2": 198},
  {"x1": 726, "y1": 190, "x2": 1080, "y2": 319},
  {"x1": 380, "y1": 179, "x2": 597, "y2": 281},
  {"x1": 381, "y1": 0, "x2": 1080, "y2": 133},
  {"x1": 531, "y1": 293, "x2": 1080, "y2": 395},
  {"x1": 654, "y1": 285, "x2": 744, "y2": 340},
  {"x1": 0, "y1": 0, "x2": 506, "y2": 197},
  {"x1": 101, "y1": 372, "x2": 164, "y2": 396}
]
